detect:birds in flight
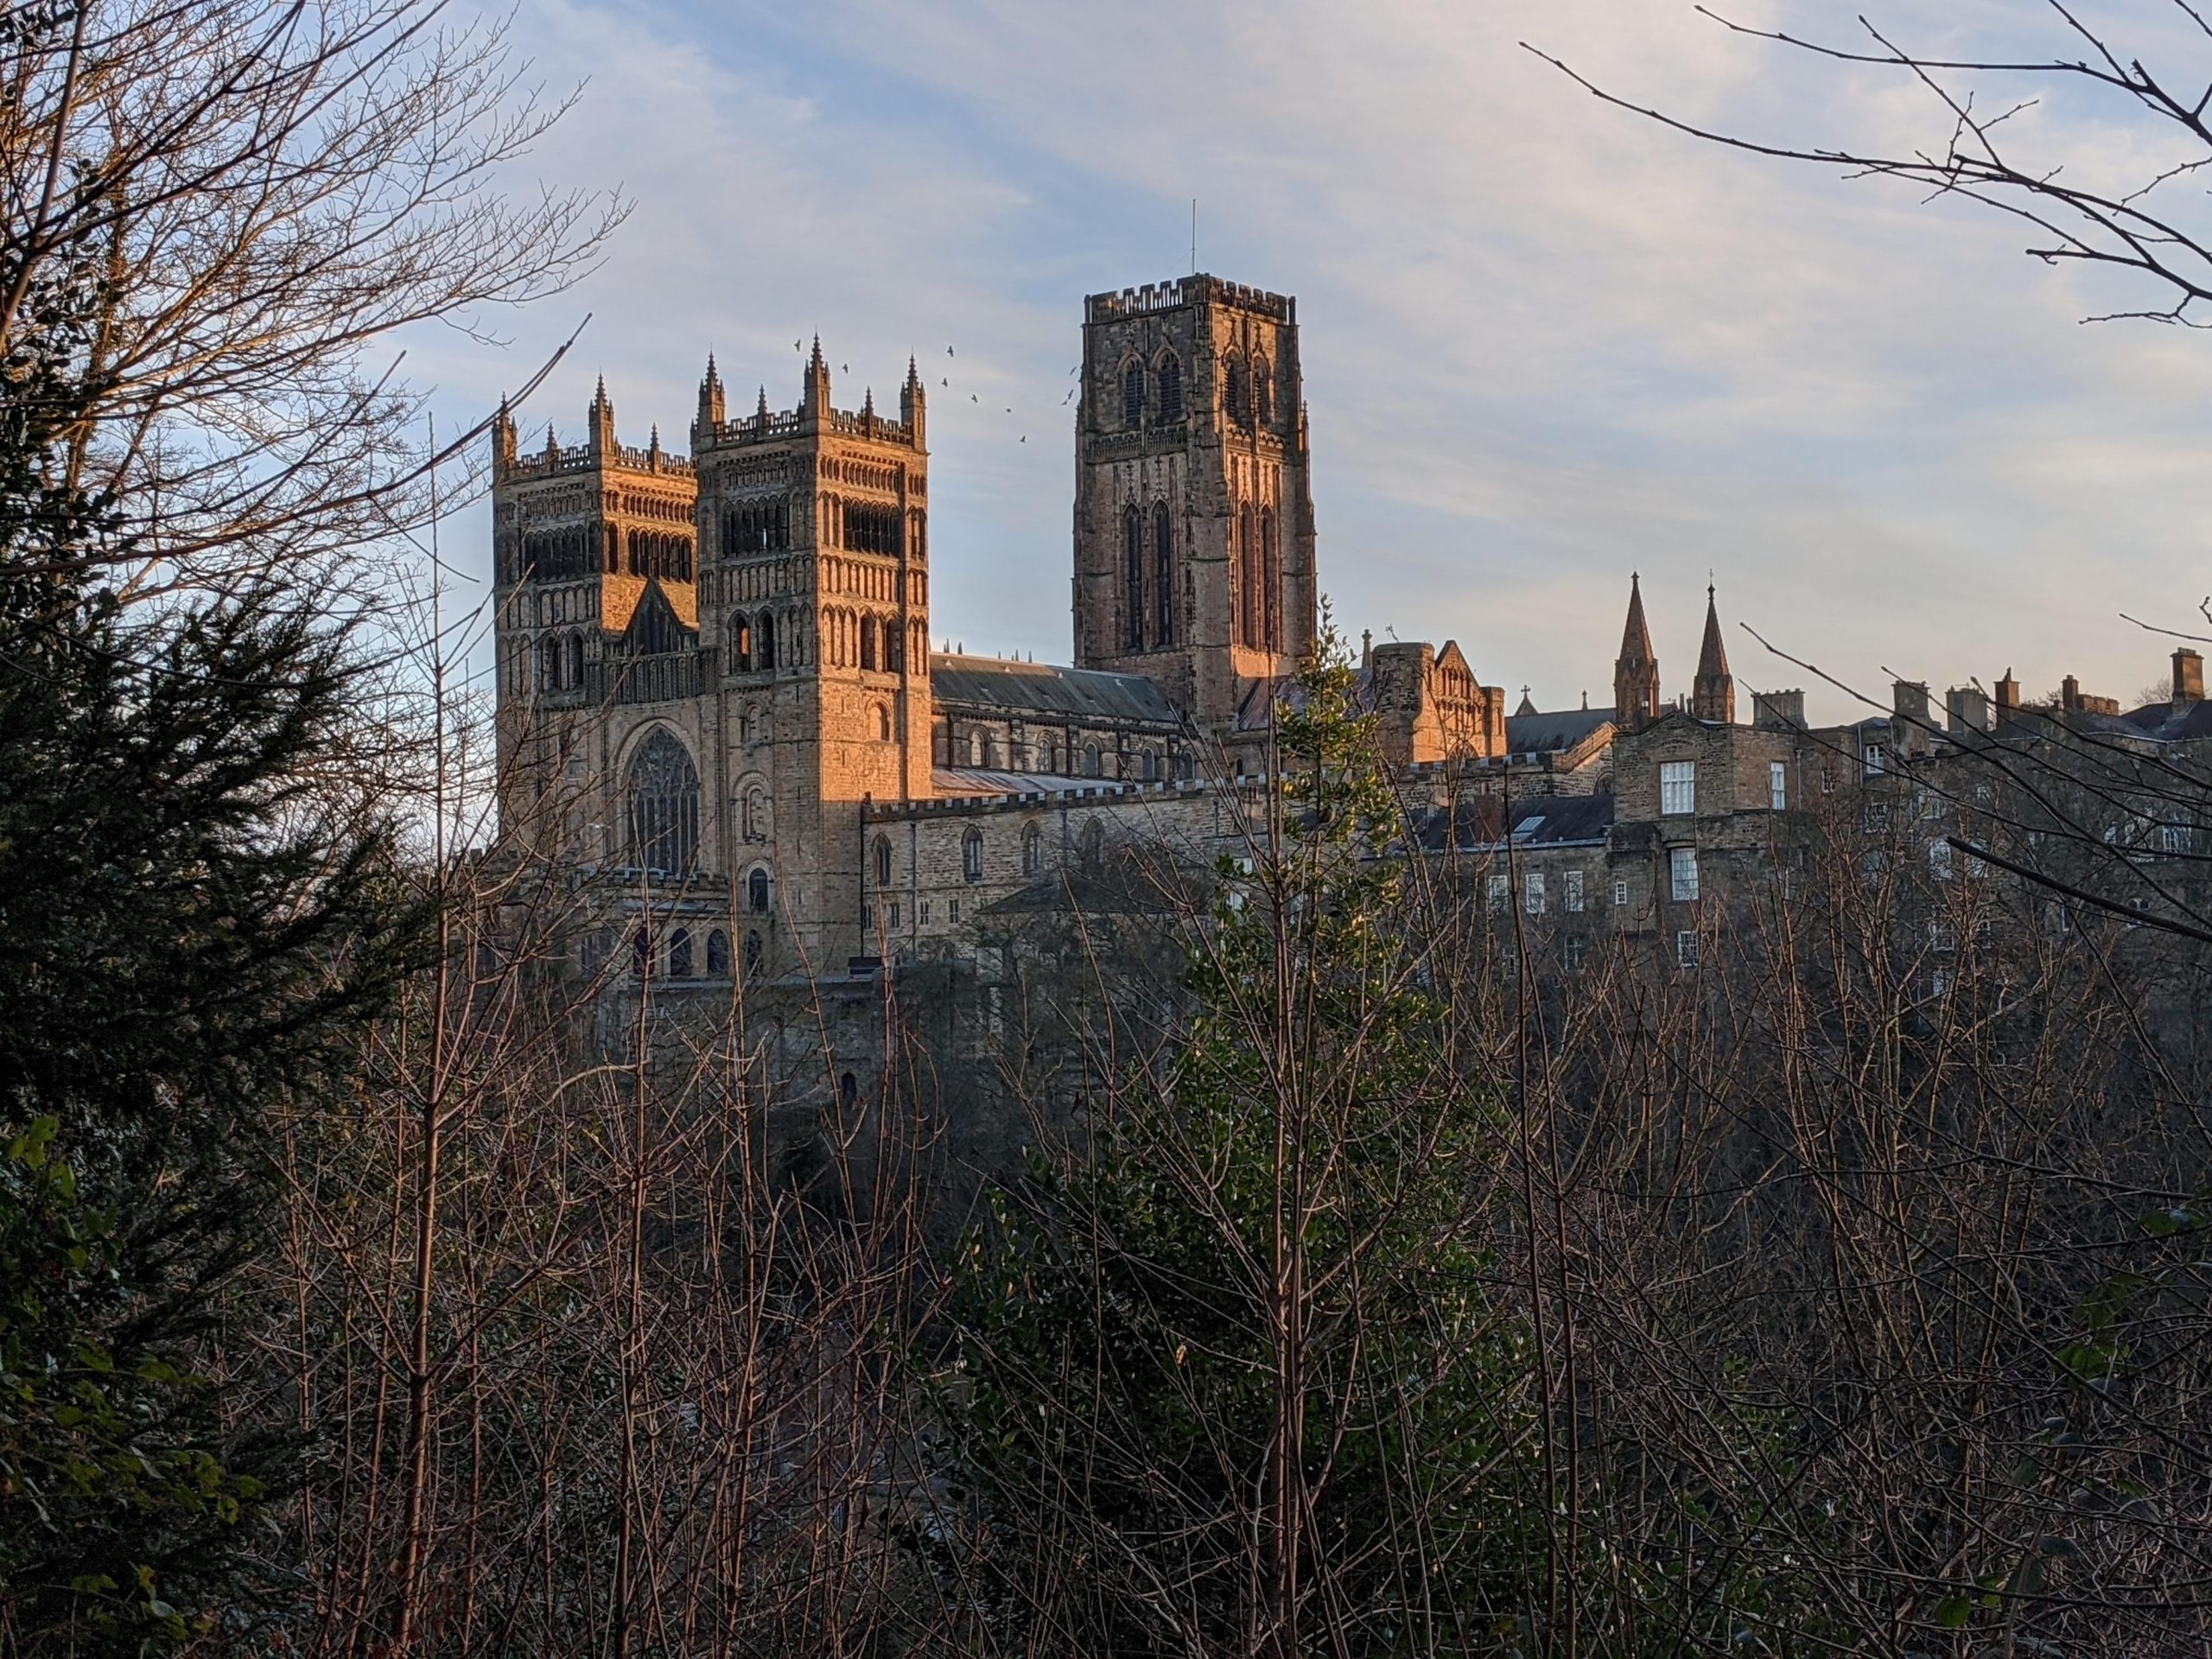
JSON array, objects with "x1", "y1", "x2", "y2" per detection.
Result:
[{"x1": 776, "y1": 334, "x2": 1084, "y2": 450}]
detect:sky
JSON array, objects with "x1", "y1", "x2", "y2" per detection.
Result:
[{"x1": 418, "y1": 0, "x2": 2212, "y2": 722}]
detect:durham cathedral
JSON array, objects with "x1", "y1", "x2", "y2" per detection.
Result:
[{"x1": 491, "y1": 270, "x2": 2208, "y2": 1033}]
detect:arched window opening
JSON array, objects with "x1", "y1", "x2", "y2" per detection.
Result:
[
  {"x1": 1122, "y1": 505, "x2": 1145, "y2": 651},
  {"x1": 567, "y1": 633, "x2": 586, "y2": 689},
  {"x1": 1122, "y1": 360, "x2": 1146, "y2": 426},
  {"x1": 539, "y1": 635, "x2": 561, "y2": 691},
  {"x1": 963, "y1": 826, "x2": 984, "y2": 883},
  {"x1": 933, "y1": 720, "x2": 950, "y2": 765},
  {"x1": 874, "y1": 834, "x2": 893, "y2": 887},
  {"x1": 626, "y1": 729, "x2": 700, "y2": 874},
  {"x1": 743, "y1": 930, "x2": 763, "y2": 976},
  {"x1": 838, "y1": 1071, "x2": 859, "y2": 1108},
  {"x1": 1238, "y1": 505, "x2": 1261, "y2": 648},
  {"x1": 1022, "y1": 821, "x2": 1043, "y2": 877},
  {"x1": 756, "y1": 611, "x2": 776, "y2": 671},
  {"x1": 1152, "y1": 501, "x2": 1173, "y2": 645},
  {"x1": 1080, "y1": 817, "x2": 1105, "y2": 874},
  {"x1": 1084, "y1": 743, "x2": 1101, "y2": 777},
  {"x1": 729, "y1": 614, "x2": 752, "y2": 672},
  {"x1": 741, "y1": 785, "x2": 768, "y2": 843},
  {"x1": 1157, "y1": 354, "x2": 1183, "y2": 422},
  {"x1": 1259, "y1": 507, "x2": 1281, "y2": 652},
  {"x1": 861, "y1": 614, "x2": 879, "y2": 672},
  {"x1": 1224, "y1": 356, "x2": 1248, "y2": 424},
  {"x1": 874, "y1": 703, "x2": 892, "y2": 741},
  {"x1": 747, "y1": 867, "x2": 771, "y2": 914},
  {"x1": 670, "y1": 927, "x2": 695, "y2": 978},
  {"x1": 1142, "y1": 750, "x2": 1158, "y2": 781},
  {"x1": 1254, "y1": 356, "x2": 1274, "y2": 424},
  {"x1": 706, "y1": 929, "x2": 730, "y2": 976},
  {"x1": 632, "y1": 927, "x2": 651, "y2": 978},
  {"x1": 982, "y1": 733, "x2": 999, "y2": 769}
]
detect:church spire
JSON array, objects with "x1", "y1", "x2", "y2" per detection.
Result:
[
  {"x1": 1692, "y1": 582, "x2": 1735, "y2": 724},
  {"x1": 803, "y1": 335, "x2": 830, "y2": 417},
  {"x1": 587, "y1": 374, "x2": 615, "y2": 455},
  {"x1": 900, "y1": 354, "x2": 926, "y2": 446},
  {"x1": 1613, "y1": 572, "x2": 1660, "y2": 731}
]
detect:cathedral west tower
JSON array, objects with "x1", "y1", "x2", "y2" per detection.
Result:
[{"x1": 1072, "y1": 275, "x2": 1318, "y2": 737}]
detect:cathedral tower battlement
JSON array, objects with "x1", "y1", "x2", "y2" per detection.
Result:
[{"x1": 1073, "y1": 271, "x2": 1318, "y2": 737}]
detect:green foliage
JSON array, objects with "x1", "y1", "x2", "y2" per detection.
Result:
[
  {"x1": 922, "y1": 626, "x2": 1553, "y2": 1655},
  {"x1": 0, "y1": 221, "x2": 422, "y2": 1650}
]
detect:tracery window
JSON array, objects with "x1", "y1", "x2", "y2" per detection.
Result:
[
  {"x1": 963, "y1": 827, "x2": 984, "y2": 883},
  {"x1": 874, "y1": 834, "x2": 893, "y2": 887},
  {"x1": 1021, "y1": 821, "x2": 1043, "y2": 876},
  {"x1": 1080, "y1": 817, "x2": 1105, "y2": 873},
  {"x1": 1224, "y1": 355, "x2": 1248, "y2": 424},
  {"x1": 706, "y1": 929, "x2": 730, "y2": 976},
  {"x1": 1156, "y1": 354, "x2": 1183, "y2": 421},
  {"x1": 625, "y1": 728, "x2": 700, "y2": 873},
  {"x1": 756, "y1": 611, "x2": 776, "y2": 671},
  {"x1": 670, "y1": 928, "x2": 694, "y2": 977},
  {"x1": 1122, "y1": 360, "x2": 1146, "y2": 426},
  {"x1": 1254, "y1": 356, "x2": 1273, "y2": 424}
]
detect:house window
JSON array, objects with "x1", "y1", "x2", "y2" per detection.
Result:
[
  {"x1": 918, "y1": 899, "x2": 931, "y2": 925},
  {"x1": 1661, "y1": 761, "x2": 1696, "y2": 817},
  {"x1": 1613, "y1": 880, "x2": 1629, "y2": 908},
  {"x1": 1863, "y1": 803, "x2": 1890, "y2": 833},
  {"x1": 1524, "y1": 873, "x2": 1546, "y2": 914},
  {"x1": 888, "y1": 901, "x2": 899, "y2": 928},
  {"x1": 1565, "y1": 870, "x2": 1585, "y2": 912},
  {"x1": 1675, "y1": 930, "x2": 1700, "y2": 969},
  {"x1": 1669, "y1": 846, "x2": 1700, "y2": 902},
  {"x1": 2163, "y1": 823, "x2": 2192, "y2": 853},
  {"x1": 963, "y1": 827, "x2": 984, "y2": 882},
  {"x1": 1486, "y1": 874, "x2": 1509, "y2": 914},
  {"x1": 950, "y1": 897, "x2": 960, "y2": 922},
  {"x1": 1929, "y1": 920, "x2": 1959, "y2": 953},
  {"x1": 1929, "y1": 969, "x2": 1953, "y2": 999},
  {"x1": 1929, "y1": 840, "x2": 1954, "y2": 880},
  {"x1": 1865, "y1": 743, "x2": 1886, "y2": 777},
  {"x1": 1562, "y1": 936, "x2": 1586, "y2": 972},
  {"x1": 1770, "y1": 761, "x2": 1787, "y2": 810}
]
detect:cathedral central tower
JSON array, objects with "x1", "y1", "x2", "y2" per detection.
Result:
[{"x1": 1072, "y1": 275, "x2": 1317, "y2": 736}]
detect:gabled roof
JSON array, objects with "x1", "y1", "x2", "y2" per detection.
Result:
[
  {"x1": 931, "y1": 653, "x2": 1180, "y2": 725},
  {"x1": 601, "y1": 574, "x2": 699, "y2": 635},
  {"x1": 1506, "y1": 706, "x2": 1616, "y2": 756},
  {"x1": 2120, "y1": 698, "x2": 2212, "y2": 743}
]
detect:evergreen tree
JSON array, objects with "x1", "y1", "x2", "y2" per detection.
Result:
[
  {"x1": 923, "y1": 634, "x2": 1554, "y2": 1656},
  {"x1": 0, "y1": 245, "x2": 420, "y2": 1649}
]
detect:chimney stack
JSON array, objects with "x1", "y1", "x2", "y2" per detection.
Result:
[{"x1": 2174, "y1": 647, "x2": 2203, "y2": 708}]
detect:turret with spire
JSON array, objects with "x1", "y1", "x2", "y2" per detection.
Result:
[
  {"x1": 492, "y1": 399, "x2": 517, "y2": 479},
  {"x1": 1692, "y1": 582, "x2": 1735, "y2": 725},
  {"x1": 694, "y1": 352, "x2": 724, "y2": 447},
  {"x1": 901, "y1": 355, "x2": 926, "y2": 446},
  {"x1": 587, "y1": 375, "x2": 616, "y2": 457},
  {"x1": 1613, "y1": 572, "x2": 1660, "y2": 731},
  {"x1": 802, "y1": 335, "x2": 830, "y2": 420}
]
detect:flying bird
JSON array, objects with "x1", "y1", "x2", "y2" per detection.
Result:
[
  {"x1": 793, "y1": 340, "x2": 801, "y2": 351},
  {"x1": 970, "y1": 393, "x2": 978, "y2": 402},
  {"x1": 946, "y1": 346, "x2": 955, "y2": 356}
]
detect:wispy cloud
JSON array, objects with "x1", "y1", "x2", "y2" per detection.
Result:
[{"x1": 420, "y1": 0, "x2": 2212, "y2": 716}]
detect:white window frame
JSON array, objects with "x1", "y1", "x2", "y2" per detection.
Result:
[
  {"x1": 1865, "y1": 743, "x2": 1886, "y2": 778},
  {"x1": 1675, "y1": 930, "x2": 1700, "y2": 969},
  {"x1": 1770, "y1": 760, "x2": 1787, "y2": 811},
  {"x1": 1524, "y1": 872, "x2": 1546, "y2": 915},
  {"x1": 1613, "y1": 879, "x2": 1629, "y2": 908},
  {"x1": 1669, "y1": 846, "x2": 1700, "y2": 902},
  {"x1": 1565, "y1": 869, "x2": 1585, "y2": 912},
  {"x1": 1660, "y1": 760, "x2": 1697, "y2": 817},
  {"x1": 1486, "y1": 874, "x2": 1509, "y2": 914}
]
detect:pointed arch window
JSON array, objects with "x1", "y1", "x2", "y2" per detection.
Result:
[
  {"x1": 1156, "y1": 354, "x2": 1183, "y2": 422},
  {"x1": 861, "y1": 614, "x2": 879, "y2": 672},
  {"x1": 1021, "y1": 821, "x2": 1043, "y2": 876},
  {"x1": 1254, "y1": 356, "x2": 1274, "y2": 425},
  {"x1": 756, "y1": 610, "x2": 776, "y2": 671},
  {"x1": 1152, "y1": 501, "x2": 1173, "y2": 645},
  {"x1": 963, "y1": 827, "x2": 984, "y2": 883},
  {"x1": 742, "y1": 930, "x2": 763, "y2": 975},
  {"x1": 626, "y1": 728, "x2": 699, "y2": 873},
  {"x1": 1122, "y1": 505, "x2": 1145, "y2": 651},
  {"x1": 706, "y1": 929, "x2": 730, "y2": 976},
  {"x1": 1080, "y1": 817, "x2": 1105, "y2": 874},
  {"x1": 747, "y1": 867, "x2": 771, "y2": 914},
  {"x1": 729, "y1": 613, "x2": 752, "y2": 672},
  {"x1": 1259, "y1": 507, "x2": 1281, "y2": 652},
  {"x1": 1224, "y1": 356, "x2": 1248, "y2": 424},
  {"x1": 1122, "y1": 360, "x2": 1146, "y2": 427},
  {"x1": 670, "y1": 928, "x2": 695, "y2": 978},
  {"x1": 1237, "y1": 504, "x2": 1260, "y2": 647},
  {"x1": 539, "y1": 635, "x2": 561, "y2": 690},
  {"x1": 874, "y1": 834, "x2": 893, "y2": 887},
  {"x1": 567, "y1": 633, "x2": 587, "y2": 689}
]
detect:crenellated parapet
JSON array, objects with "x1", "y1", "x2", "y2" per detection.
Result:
[{"x1": 1085, "y1": 273, "x2": 1295, "y2": 323}]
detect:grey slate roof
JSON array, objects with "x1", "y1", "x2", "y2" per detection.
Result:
[
  {"x1": 2120, "y1": 699, "x2": 2212, "y2": 743},
  {"x1": 1506, "y1": 706, "x2": 1616, "y2": 755},
  {"x1": 1407, "y1": 793, "x2": 1616, "y2": 855},
  {"x1": 930, "y1": 653, "x2": 1180, "y2": 725},
  {"x1": 931, "y1": 766, "x2": 1103, "y2": 798}
]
